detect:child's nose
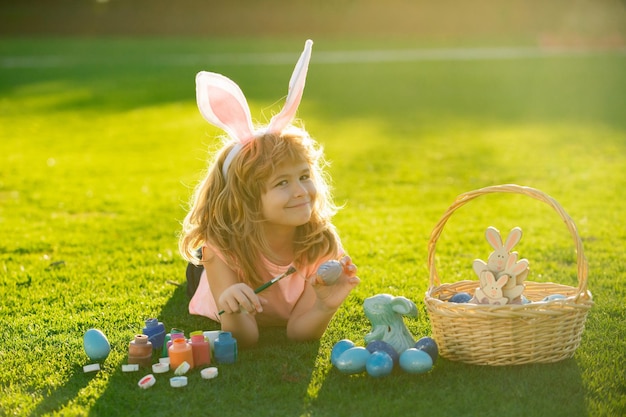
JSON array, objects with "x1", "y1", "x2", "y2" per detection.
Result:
[{"x1": 292, "y1": 182, "x2": 307, "y2": 196}]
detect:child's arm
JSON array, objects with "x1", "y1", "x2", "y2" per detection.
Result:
[
  {"x1": 286, "y1": 256, "x2": 360, "y2": 341},
  {"x1": 202, "y1": 247, "x2": 262, "y2": 347}
]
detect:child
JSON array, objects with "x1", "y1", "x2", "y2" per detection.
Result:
[{"x1": 179, "y1": 40, "x2": 360, "y2": 347}]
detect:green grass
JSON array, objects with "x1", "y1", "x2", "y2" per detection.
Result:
[{"x1": 1, "y1": 37, "x2": 625, "y2": 417}]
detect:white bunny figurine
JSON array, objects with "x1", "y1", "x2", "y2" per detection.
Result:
[
  {"x1": 498, "y1": 251, "x2": 529, "y2": 303},
  {"x1": 472, "y1": 226, "x2": 523, "y2": 275},
  {"x1": 472, "y1": 271, "x2": 509, "y2": 305},
  {"x1": 472, "y1": 226, "x2": 529, "y2": 304}
]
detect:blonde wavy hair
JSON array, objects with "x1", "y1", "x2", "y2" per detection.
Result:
[{"x1": 179, "y1": 126, "x2": 341, "y2": 286}]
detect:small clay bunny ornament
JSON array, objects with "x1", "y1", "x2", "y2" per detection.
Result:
[{"x1": 363, "y1": 294, "x2": 417, "y2": 355}]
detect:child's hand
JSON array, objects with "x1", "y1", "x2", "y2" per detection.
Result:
[
  {"x1": 218, "y1": 283, "x2": 264, "y2": 315},
  {"x1": 339, "y1": 255, "x2": 358, "y2": 279},
  {"x1": 311, "y1": 256, "x2": 360, "y2": 311}
]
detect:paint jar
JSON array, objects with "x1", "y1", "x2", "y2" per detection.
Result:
[
  {"x1": 128, "y1": 334, "x2": 153, "y2": 367},
  {"x1": 166, "y1": 328, "x2": 185, "y2": 351},
  {"x1": 168, "y1": 337, "x2": 194, "y2": 370},
  {"x1": 203, "y1": 330, "x2": 220, "y2": 352},
  {"x1": 214, "y1": 331, "x2": 237, "y2": 364},
  {"x1": 190, "y1": 331, "x2": 211, "y2": 366},
  {"x1": 142, "y1": 318, "x2": 166, "y2": 350},
  {"x1": 161, "y1": 333, "x2": 171, "y2": 358}
]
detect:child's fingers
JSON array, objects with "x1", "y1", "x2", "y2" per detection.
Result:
[
  {"x1": 339, "y1": 255, "x2": 352, "y2": 267},
  {"x1": 340, "y1": 257, "x2": 357, "y2": 277},
  {"x1": 234, "y1": 289, "x2": 262, "y2": 314},
  {"x1": 221, "y1": 284, "x2": 263, "y2": 314}
]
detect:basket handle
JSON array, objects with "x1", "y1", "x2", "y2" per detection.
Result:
[{"x1": 427, "y1": 184, "x2": 589, "y2": 299}]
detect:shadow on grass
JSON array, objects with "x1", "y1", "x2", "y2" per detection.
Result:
[
  {"x1": 311, "y1": 357, "x2": 589, "y2": 417},
  {"x1": 27, "y1": 374, "x2": 92, "y2": 417},
  {"x1": 85, "y1": 283, "x2": 322, "y2": 417}
]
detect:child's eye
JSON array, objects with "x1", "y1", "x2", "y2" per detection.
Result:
[{"x1": 274, "y1": 180, "x2": 288, "y2": 188}]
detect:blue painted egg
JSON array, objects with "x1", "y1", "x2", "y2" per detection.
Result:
[
  {"x1": 414, "y1": 337, "x2": 438, "y2": 363},
  {"x1": 399, "y1": 348, "x2": 433, "y2": 374},
  {"x1": 83, "y1": 328, "x2": 111, "y2": 361},
  {"x1": 331, "y1": 339, "x2": 355, "y2": 367},
  {"x1": 449, "y1": 292, "x2": 472, "y2": 303},
  {"x1": 335, "y1": 346, "x2": 371, "y2": 374},
  {"x1": 366, "y1": 351, "x2": 394, "y2": 378},
  {"x1": 366, "y1": 340, "x2": 399, "y2": 364}
]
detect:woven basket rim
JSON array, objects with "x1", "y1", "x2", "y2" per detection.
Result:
[{"x1": 427, "y1": 184, "x2": 591, "y2": 302}]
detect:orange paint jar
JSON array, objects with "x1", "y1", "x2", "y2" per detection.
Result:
[{"x1": 168, "y1": 337, "x2": 194, "y2": 370}]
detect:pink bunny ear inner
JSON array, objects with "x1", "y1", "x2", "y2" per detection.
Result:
[
  {"x1": 267, "y1": 39, "x2": 313, "y2": 133},
  {"x1": 505, "y1": 252, "x2": 518, "y2": 269},
  {"x1": 512, "y1": 259, "x2": 530, "y2": 274},
  {"x1": 504, "y1": 227, "x2": 523, "y2": 251},
  {"x1": 485, "y1": 226, "x2": 503, "y2": 250},
  {"x1": 196, "y1": 71, "x2": 255, "y2": 143}
]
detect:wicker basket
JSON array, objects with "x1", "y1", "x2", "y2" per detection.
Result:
[{"x1": 425, "y1": 184, "x2": 593, "y2": 365}]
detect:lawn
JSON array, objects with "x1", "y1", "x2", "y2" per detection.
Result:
[{"x1": 1, "y1": 36, "x2": 625, "y2": 416}]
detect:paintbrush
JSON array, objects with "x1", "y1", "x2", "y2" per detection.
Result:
[{"x1": 218, "y1": 266, "x2": 297, "y2": 315}]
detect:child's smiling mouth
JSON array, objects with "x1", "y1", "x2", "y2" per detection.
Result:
[{"x1": 286, "y1": 201, "x2": 310, "y2": 209}]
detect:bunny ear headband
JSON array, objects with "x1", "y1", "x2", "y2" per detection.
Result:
[{"x1": 195, "y1": 39, "x2": 314, "y2": 178}]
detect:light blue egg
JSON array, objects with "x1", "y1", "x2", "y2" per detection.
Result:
[
  {"x1": 399, "y1": 348, "x2": 433, "y2": 374},
  {"x1": 335, "y1": 346, "x2": 371, "y2": 374},
  {"x1": 83, "y1": 328, "x2": 111, "y2": 361},
  {"x1": 366, "y1": 351, "x2": 394, "y2": 378},
  {"x1": 330, "y1": 339, "x2": 355, "y2": 367}
]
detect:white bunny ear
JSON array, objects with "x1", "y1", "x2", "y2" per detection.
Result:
[
  {"x1": 473, "y1": 259, "x2": 488, "y2": 277},
  {"x1": 495, "y1": 275, "x2": 507, "y2": 288},
  {"x1": 480, "y1": 270, "x2": 495, "y2": 287},
  {"x1": 504, "y1": 227, "x2": 523, "y2": 252},
  {"x1": 267, "y1": 39, "x2": 313, "y2": 133},
  {"x1": 196, "y1": 71, "x2": 255, "y2": 143},
  {"x1": 485, "y1": 226, "x2": 503, "y2": 250},
  {"x1": 511, "y1": 258, "x2": 529, "y2": 275},
  {"x1": 505, "y1": 252, "x2": 518, "y2": 269}
]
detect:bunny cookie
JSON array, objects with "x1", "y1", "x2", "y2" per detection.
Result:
[
  {"x1": 473, "y1": 226, "x2": 523, "y2": 275},
  {"x1": 498, "y1": 252, "x2": 529, "y2": 303},
  {"x1": 472, "y1": 226, "x2": 530, "y2": 304},
  {"x1": 472, "y1": 271, "x2": 509, "y2": 305}
]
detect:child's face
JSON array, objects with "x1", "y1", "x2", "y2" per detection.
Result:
[{"x1": 261, "y1": 160, "x2": 316, "y2": 229}]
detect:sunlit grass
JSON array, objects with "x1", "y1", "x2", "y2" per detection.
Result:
[{"x1": 1, "y1": 37, "x2": 625, "y2": 417}]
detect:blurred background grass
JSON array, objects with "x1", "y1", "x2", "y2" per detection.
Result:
[{"x1": 1, "y1": 0, "x2": 625, "y2": 46}]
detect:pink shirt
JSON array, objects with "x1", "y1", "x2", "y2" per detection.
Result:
[{"x1": 189, "y1": 246, "x2": 342, "y2": 326}]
